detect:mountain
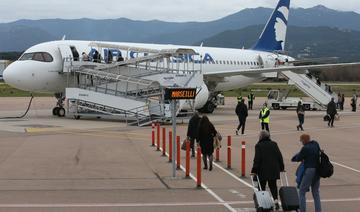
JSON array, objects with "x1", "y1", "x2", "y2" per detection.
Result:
[
  {"x1": 1, "y1": 5, "x2": 360, "y2": 51},
  {"x1": 196, "y1": 25, "x2": 360, "y2": 62}
]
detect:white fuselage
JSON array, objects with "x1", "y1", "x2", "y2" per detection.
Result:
[{"x1": 3, "y1": 40, "x2": 292, "y2": 94}]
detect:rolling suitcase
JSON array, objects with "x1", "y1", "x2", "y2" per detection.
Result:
[
  {"x1": 251, "y1": 175, "x2": 274, "y2": 212},
  {"x1": 279, "y1": 172, "x2": 300, "y2": 211}
]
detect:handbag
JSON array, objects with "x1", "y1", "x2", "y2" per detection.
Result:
[
  {"x1": 181, "y1": 139, "x2": 188, "y2": 151},
  {"x1": 213, "y1": 132, "x2": 222, "y2": 149}
]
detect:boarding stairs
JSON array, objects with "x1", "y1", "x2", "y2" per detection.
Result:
[
  {"x1": 64, "y1": 53, "x2": 203, "y2": 126},
  {"x1": 281, "y1": 71, "x2": 337, "y2": 107}
]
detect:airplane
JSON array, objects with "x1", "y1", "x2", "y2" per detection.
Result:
[{"x1": 3, "y1": 0, "x2": 360, "y2": 117}]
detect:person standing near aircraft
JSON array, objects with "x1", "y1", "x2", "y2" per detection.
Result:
[
  {"x1": 251, "y1": 130, "x2": 284, "y2": 210},
  {"x1": 235, "y1": 99, "x2": 248, "y2": 136},
  {"x1": 351, "y1": 95, "x2": 357, "y2": 112},
  {"x1": 259, "y1": 103, "x2": 270, "y2": 132},
  {"x1": 248, "y1": 92, "x2": 255, "y2": 110},
  {"x1": 341, "y1": 94, "x2": 345, "y2": 111},
  {"x1": 292, "y1": 134, "x2": 322, "y2": 212},
  {"x1": 326, "y1": 98, "x2": 337, "y2": 127},
  {"x1": 187, "y1": 112, "x2": 201, "y2": 157},
  {"x1": 297, "y1": 101, "x2": 305, "y2": 131}
]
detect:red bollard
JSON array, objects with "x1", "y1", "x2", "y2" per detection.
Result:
[
  {"x1": 156, "y1": 123, "x2": 160, "y2": 151},
  {"x1": 241, "y1": 141, "x2": 246, "y2": 177},
  {"x1": 215, "y1": 148, "x2": 220, "y2": 162},
  {"x1": 162, "y1": 128, "x2": 166, "y2": 156},
  {"x1": 227, "y1": 136, "x2": 232, "y2": 169},
  {"x1": 168, "y1": 131, "x2": 172, "y2": 162},
  {"x1": 151, "y1": 123, "x2": 155, "y2": 146},
  {"x1": 196, "y1": 146, "x2": 202, "y2": 188},
  {"x1": 176, "y1": 136, "x2": 181, "y2": 170},
  {"x1": 185, "y1": 140, "x2": 190, "y2": 178}
]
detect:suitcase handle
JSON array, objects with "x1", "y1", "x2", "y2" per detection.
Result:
[
  {"x1": 280, "y1": 171, "x2": 289, "y2": 187},
  {"x1": 250, "y1": 174, "x2": 262, "y2": 192}
]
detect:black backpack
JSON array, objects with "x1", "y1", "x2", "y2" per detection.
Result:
[{"x1": 318, "y1": 150, "x2": 334, "y2": 178}]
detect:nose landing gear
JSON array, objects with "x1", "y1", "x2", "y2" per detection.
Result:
[{"x1": 52, "y1": 93, "x2": 66, "y2": 117}]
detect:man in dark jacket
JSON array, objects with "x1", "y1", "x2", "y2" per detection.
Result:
[
  {"x1": 292, "y1": 134, "x2": 322, "y2": 212},
  {"x1": 248, "y1": 92, "x2": 255, "y2": 110},
  {"x1": 251, "y1": 130, "x2": 284, "y2": 210},
  {"x1": 326, "y1": 98, "x2": 337, "y2": 127},
  {"x1": 187, "y1": 112, "x2": 201, "y2": 157},
  {"x1": 235, "y1": 99, "x2": 248, "y2": 135}
]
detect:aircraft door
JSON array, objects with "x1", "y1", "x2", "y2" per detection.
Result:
[{"x1": 58, "y1": 45, "x2": 74, "y2": 73}]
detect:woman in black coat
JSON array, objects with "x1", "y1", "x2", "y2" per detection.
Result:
[
  {"x1": 187, "y1": 112, "x2": 201, "y2": 157},
  {"x1": 251, "y1": 130, "x2": 284, "y2": 209},
  {"x1": 197, "y1": 115, "x2": 217, "y2": 171}
]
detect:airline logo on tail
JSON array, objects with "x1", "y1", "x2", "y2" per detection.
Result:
[{"x1": 253, "y1": 0, "x2": 291, "y2": 52}]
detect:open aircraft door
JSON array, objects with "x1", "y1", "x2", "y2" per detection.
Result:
[{"x1": 58, "y1": 45, "x2": 73, "y2": 73}]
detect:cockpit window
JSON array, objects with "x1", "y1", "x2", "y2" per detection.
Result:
[{"x1": 19, "y1": 52, "x2": 53, "y2": 62}]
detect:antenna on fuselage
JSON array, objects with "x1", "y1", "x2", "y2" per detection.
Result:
[
  {"x1": 200, "y1": 42, "x2": 204, "y2": 47},
  {"x1": 61, "y1": 35, "x2": 66, "y2": 40}
]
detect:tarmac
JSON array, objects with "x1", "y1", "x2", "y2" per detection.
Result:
[{"x1": 0, "y1": 96, "x2": 359, "y2": 212}]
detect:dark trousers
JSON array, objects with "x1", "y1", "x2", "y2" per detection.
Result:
[
  {"x1": 237, "y1": 117, "x2": 246, "y2": 134},
  {"x1": 297, "y1": 114, "x2": 304, "y2": 130},
  {"x1": 248, "y1": 101, "x2": 253, "y2": 110},
  {"x1": 189, "y1": 137, "x2": 196, "y2": 156},
  {"x1": 261, "y1": 122, "x2": 270, "y2": 132},
  {"x1": 328, "y1": 114, "x2": 335, "y2": 127},
  {"x1": 260, "y1": 179, "x2": 278, "y2": 200}
]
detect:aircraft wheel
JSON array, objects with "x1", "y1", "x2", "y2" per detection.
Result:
[
  {"x1": 201, "y1": 101, "x2": 215, "y2": 114},
  {"x1": 58, "y1": 108, "x2": 66, "y2": 117},
  {"x1": 52, "y1": 107, "x2": 60, "y2": 116},
  {"x1": 304, "y1": 104, "x2": 311, "y2": 110}
]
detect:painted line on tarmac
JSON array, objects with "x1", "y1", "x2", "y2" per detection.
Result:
[
  {"x1": 213, "y1": 162, "x2": 253, "y2": 189},
  {"x1": 331, "y1": 161, "x2": 360, "y2": 174},
  {"x1": 156, "y1": 145, "x2": 237, "y2": 212},
  {"x1": 0, "y1": 201, "x2": 252, "y2": 208},
  {"x1": 1, "y1": 198, "x2": 359, "y2": 208}
]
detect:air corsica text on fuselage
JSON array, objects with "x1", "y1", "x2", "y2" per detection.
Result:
[{"x1": 88, "y1": 48, "x2": 215, "y2": 64}]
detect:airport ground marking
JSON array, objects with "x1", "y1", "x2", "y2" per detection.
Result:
[
  {"x1": 1, "y1": 198, "x2": 360, "y2": 208},
  {"x1": 331, "y1": 161, "x2": 360, "y2": 174},
  {"x1": 159, "y1": 146, "x2": 236, "y2": 212}
]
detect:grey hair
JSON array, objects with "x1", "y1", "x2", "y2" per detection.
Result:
[{"x1": 259, "y1": 130, "x2": 270, "y2": 140}]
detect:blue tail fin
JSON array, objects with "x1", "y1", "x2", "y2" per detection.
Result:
[{"x1": 252, "y1": 0, "x2": 291, "y2": 52}]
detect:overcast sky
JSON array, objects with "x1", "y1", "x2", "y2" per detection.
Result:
[{"x1": 0, "y1": 0, "x2": 359, "y2": 23}]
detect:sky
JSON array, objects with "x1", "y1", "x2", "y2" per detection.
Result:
[{"x1": 0, "y1": 0, "x2": 359, "y2": 23}]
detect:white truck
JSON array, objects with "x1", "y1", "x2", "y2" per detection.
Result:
[{"x1": 267, "y1": 90, "x2": 321, "y2": 110}]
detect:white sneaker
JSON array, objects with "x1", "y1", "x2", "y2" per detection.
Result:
[{"x1": 241, "y1": 133, "x2": 246, "y2": 136}]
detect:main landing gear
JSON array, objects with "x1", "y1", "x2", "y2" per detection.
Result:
[{"x1": 52, "y1": 93, "x2": 66, "y2": 117}]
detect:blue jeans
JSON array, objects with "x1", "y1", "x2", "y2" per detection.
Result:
[{"x1": 299, "y1": 168, "x2": 321, "y2": 212}]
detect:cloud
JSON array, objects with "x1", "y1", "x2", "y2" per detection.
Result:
[{"x1": 0, "y1": 0, "x2": 359, "y2": 23}]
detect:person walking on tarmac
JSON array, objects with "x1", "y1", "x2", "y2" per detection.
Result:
[
  {"x1": 197, "y1": 115, "x2": 217, "y2": 171},
  {"x1": 326, "y1": 98, "x2": 337, "y2": 127},
  {"x1": 235, "y1": 99, "x2": 248, "y2": 136},
  {"x1": 292, "y1": 134, "x2": 322, "y2": 212},
  {"x1": 248, "y1": 92, "x2": 255, "y2": 110},
  {"x1": 187, "y1": 112, "x2": 201, "y2": 157},
  {"x1": 259, "y1": 103, "x2": 270, "y2": 132},
  {"x1": 297, "y1": 101, "x2": 305, "y2": 131},
  {"x1": 251, "y1": 130, "x2": 285, "y2": 210}
]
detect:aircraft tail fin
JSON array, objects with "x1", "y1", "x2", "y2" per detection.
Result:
[{"x1": 252, "y1": 0, "x2": 291, "y2": 52}]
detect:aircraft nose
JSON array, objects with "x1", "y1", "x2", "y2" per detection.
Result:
[{"x1": 3, "y1": 62, "x2": 19, "y2": 88}]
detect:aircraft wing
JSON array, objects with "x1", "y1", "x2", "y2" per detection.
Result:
[{"x1": 204, "y1": 62, "x2": 360, "y2": 78}]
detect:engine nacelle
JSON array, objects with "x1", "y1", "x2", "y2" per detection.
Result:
[{"x1": 194, "y1": 83, "x2": 209, "y2": 109}]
